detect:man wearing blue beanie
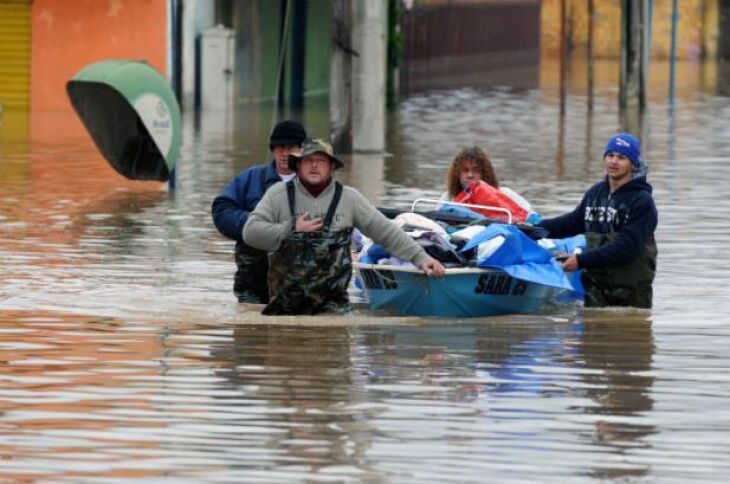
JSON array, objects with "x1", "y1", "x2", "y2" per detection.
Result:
[{"x1": 537, "y1": 133, "x2": 658, "y2": 308}]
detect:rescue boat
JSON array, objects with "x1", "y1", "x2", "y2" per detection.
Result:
[
  {"x1": 354, "y1": 263, "x2": 569, "y2": 318},
  {"x1": 354, "y1": 199, "x2": 579, "y2": 318}
]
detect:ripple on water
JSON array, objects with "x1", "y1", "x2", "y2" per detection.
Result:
[{"x1": 3, "y1": 71, "x2": 730, "y2": 480}]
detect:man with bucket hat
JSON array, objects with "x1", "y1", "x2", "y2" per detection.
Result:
[
  {"x1": 537, "y1": 133, "x2": 658, "y2": 308},
  {"x1": 243, "y1": 138, "x2": 445, "y2": 315},
  {"x1": 212, "y1": 120, "x2": 306, "y2": 303}
]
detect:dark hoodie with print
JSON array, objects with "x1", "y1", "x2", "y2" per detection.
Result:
[{"x1": 538, "y1": 170, "x2": 658, "y2": 308}]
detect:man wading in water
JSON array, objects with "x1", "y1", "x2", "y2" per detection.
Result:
[
  {"x1": 243, "y1": 138, "x2": 445, "y2": 315},
  {"x1": 212, "y1": 120, "x2": 306, "y2": 304},
  {"x1": 538, "y1": 133, "x2": 658, "y2": 308}
]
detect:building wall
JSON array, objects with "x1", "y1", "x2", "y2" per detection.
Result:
[
  {"x1": 182, "y1": 0, "x2": 216, "y2": 110},
  {"x1": 232, "y1": 0, "x2": 331, "y2": 105},
  {"x1": 401, "y1": 1, "x2": 541, "y2": 93},
  {"x1": 30, "y1": 0, "x2": 169, "y2": 113},
  {"x1": 541, "y1": 0, "x2": 719, "y2": 61},
  {"x1": 303, "y1": 0, "x2": 332, "y2": 99}
]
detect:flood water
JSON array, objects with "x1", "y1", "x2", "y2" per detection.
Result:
[{"x1": 2, "y1": 60, "x2": 730, "y2": 481}]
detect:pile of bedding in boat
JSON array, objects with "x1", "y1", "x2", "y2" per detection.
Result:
[{"x1": 356, "y1": 212, "x2": 586, "y2": 293}]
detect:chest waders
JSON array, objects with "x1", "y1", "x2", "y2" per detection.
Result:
[
  {"x1": 234, "y1": 168, "x2": 277, "y2": 304},
  {"x1": 263, "y1": 181, "x2": 354, "y2": 315},
  {"x1": 582, "y1": 232, "x2": 657, "y2": 309},
  {"x1": 234, "y1": 242, "x2": 269, "y2": 304}
]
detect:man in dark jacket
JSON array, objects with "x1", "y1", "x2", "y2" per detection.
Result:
[
  {"x1": 538, "y1": 133, "x2": 658, "y2": 308},
  {"x1": 212, "y1": 120, "x2": 306, "y2": 303}
]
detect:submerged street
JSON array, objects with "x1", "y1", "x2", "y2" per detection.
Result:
[{"x1": 1, "y1": 60, "x2": 730, "y2": 480}]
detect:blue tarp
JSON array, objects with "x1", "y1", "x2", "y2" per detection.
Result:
[
  {"x1": 438, "y1": 204, "x2": 487, "y2": 221},
  {"x1": 542, "y1": 234, "x2": 586, "y2": 299},
  {"x1": 548, "y1": 234, "x2": 586, "y2": 255},
  {"x1": 461, "y1": 224, "x2": 575, "y2": 291}
]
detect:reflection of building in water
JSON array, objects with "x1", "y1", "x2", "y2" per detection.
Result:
[
  {"x1": 0, "y1": 310, "x2": 166, "y2": 481},
  {"x1": 570, "y1": 315, "x2": 656, "y2": 481},
  {"x1": 209, "y1": 325, "x2": 373, "y2": 472},
  {"x1": 0, "y1": 109, "x2": 167, "y2": 256},
  {"x1": 0, "y1": 146, "x2": 167, "y2": 296}
]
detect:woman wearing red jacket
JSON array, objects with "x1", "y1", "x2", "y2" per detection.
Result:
[{"x1": 442, "y1": 146, "x2": 534, "y2": 223}]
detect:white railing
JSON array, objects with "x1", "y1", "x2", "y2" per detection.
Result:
[{"x1": 410, "y1": 198, "x2": 513, "y2": 225}]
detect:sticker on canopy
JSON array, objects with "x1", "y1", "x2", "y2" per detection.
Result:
[{"x1": 134, "y1": 94, "x2": 173, "y2": 157}]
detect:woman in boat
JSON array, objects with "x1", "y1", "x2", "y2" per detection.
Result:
[{"x1": 441, "y1": 146, "x2": 536, "y2": 223}]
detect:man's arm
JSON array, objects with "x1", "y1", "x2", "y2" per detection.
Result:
[
  {"x1": 242, "y1": 186, "x2": 293, "y2": 252},
  {"x1": 538, "y1": 195, "x2": 587, "y2": 238},
  {"x1": 577, "y1": 194, "x2": 658, "y2": 269},
  {"x1": 211, "y1": 171, "x2": 254, "y2": 242},
  {"x1": 350, "y1": 189, "x2": 431, "y2": 267},
  {"x1": 355, "y1": 200, "x2": 445, "y2": 277}
]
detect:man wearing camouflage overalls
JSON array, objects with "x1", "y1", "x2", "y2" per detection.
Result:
[{"x1": 243, "y1": 138, "x2": 446, "y2": 315}]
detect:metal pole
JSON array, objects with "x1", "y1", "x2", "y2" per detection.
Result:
[
  {"x1": 587, "y1": 0, "x2": 594, "y2": 112},
  {"x1": 645, "y1": 0, "x2": 653, "y2": 89},
  {"x1": 290, "y1": 0, "x2": 308, "y2": 110},
  {"x1": 559, "y1": 0, "x2": 567, "y2": 116},
  {"x1": 169, "y1": 0, "x2": 184, "y2": 191},
  {"x1": 669, "y1": 0, "x2": 678, "y2": 104}
]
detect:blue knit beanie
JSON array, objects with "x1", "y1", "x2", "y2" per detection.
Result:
[{"x1": 604, "y1": 133, "x2": 641, "y2": 167}]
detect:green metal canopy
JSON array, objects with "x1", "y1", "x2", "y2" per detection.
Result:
[{"x1": 66, "y1": 60, "x2": 181, "y2": 181}]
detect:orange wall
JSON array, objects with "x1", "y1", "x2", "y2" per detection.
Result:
[{"x1": 30, "y1": 0, "x2": 168, "y2": 113}]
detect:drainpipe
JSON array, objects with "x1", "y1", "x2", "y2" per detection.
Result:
[
  {"x1": 668, "y1": 0, "x2": 678, "y2": 105},
  {"x1": 168, "y1": 0, "x2": 184, "y2": 190},
  {"x1": 291, "y1": 0, "x2": 308, "y2": 110}
]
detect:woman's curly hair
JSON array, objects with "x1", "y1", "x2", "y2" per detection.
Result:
[{"x1": 445, "y1": 146, "x2": 499, "y2": 199}]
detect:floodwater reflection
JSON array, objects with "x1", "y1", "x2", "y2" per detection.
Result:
[
  {"x1": 210, "y1": 325, "x2": 371, "y2": 473},
  {"x1": 2, "y1": 59, "x2": 730, "y2": 481},
  {"x1": 572, "y1": 315, "x2": 656, "y2": 481},
  {"x1": 0, "y1": 311, "x2": 168, "y2": 481}
]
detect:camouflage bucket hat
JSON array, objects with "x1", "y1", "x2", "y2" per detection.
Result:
[{"x1": 288, "y1": 138, "x2": 345, "y2": 171}]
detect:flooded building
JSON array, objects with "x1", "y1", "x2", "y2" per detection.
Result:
[{"x1": 1, "y1": 0, "x2": 726, "y2": 119}]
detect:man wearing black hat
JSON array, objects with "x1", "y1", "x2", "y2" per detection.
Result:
[
  {"x1": 212, "y1": 120, "x2": 306, "y2": 303},
  {"x1": 243, "y1": 138, "x2": 445, "y2": 315}
]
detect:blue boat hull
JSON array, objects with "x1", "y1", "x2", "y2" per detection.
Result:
[{"x1": 355, "y1": 264, "x2": 565, "y2": 318}]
